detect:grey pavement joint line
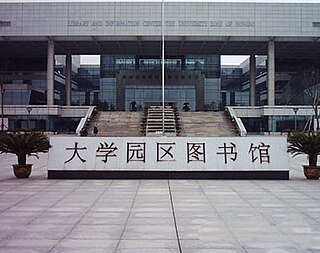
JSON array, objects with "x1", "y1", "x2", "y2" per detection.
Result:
[
  {"x1": 26, "y1": 180, "x2": 87, "y2": 226},
  {"x1": 249, "y1": 180, "x2": 320, "y2": 249},
  {"x1": 168, "y1": 180, "x2": 183, "y2": 253},
  {"x1": 197, "y1": 181, "x2": 249, "y2": 253},
  {"x1": 0, "y1": 178, "x2": 60, "y2": 214},
  {"x1": 0, "y1": 179, "x2": 53, "y2": 212},
  {"x1": 0, "y1": 164, "x2": 47, "y2": 192},
  {"x1": 278, "y1": 180, "x2": 320, "y2": 204},
  {"x1": 0, "y1": 179, "x2": 86, "y2": 251},
  {"x1": 113, "y1": 180, "x2": 141, "y2": 253},
  {"x1": 47, "y1": 180, "x2": 114, "y2": 253},
  {"x1": 228, "y1": 181, "x2": 306, "y2": 252},
  {"x1": 252, "y1": 180, "x2": 320, "y2": 224}
]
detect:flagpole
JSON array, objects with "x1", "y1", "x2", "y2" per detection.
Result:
[{"x1": 161, "y1": 0, "x2": 165, "y2": 136}]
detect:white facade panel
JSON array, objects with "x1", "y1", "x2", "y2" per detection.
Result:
[{"x1": 0, "y1": 2, "x2": 319, "y2": 38}]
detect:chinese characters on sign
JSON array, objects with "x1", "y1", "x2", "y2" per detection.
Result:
[
  {"x1": 248, "y1": 142, "x2": 270, "y2": 164},
  {"x1": 187, "y1": 143, "x2": 205, "y2": 163},
  {"x1": 217, "y1": 142, "x2": 237, "y2": 164},
  {"x1": 48, "y1": 136, "x2": 288, "y2": 173},
  {"x1": 127, "y1": 143, "x2": 146, "y2": 163},
  {"x1": 64, "y1": 142, "x2": 87, "y2": 164},
  {"x1": 63, "y1": 140, "x2": 271, "y2": 165},
  {"x1": 96, "y1": 142, "x2": 117, "y2": 163},
  {"x1": 157, "y1": 142, "x2": 176, "y2": 162}
]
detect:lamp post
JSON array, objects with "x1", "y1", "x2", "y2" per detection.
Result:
[
  {"x1": 161, "y1": 0, "x2": 165, "y2": 136},
  {"x1": 27, "y1": 107, "x2": 32, "y2": 129},
  {"x1": 293, "y1": 107, "x2": 299, "y2": 131}
]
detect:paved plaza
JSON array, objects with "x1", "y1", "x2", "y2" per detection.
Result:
[{"x1": 0, "y1": 152, "x2": 319, "y2": 253}]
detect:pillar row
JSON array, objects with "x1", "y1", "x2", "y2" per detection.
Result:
[
  {"x1": 249, "y1": 54, "x2": 256, "y2": 106},
  {"x1": 267, "y1": 40, "x2": 275, "y2": 106},
  {"x1": 65, "y1": 54, "x2": 72, "y2": 106},
  {"x1": 47, "y1": 39, "x2": 55, "y2": 105}
]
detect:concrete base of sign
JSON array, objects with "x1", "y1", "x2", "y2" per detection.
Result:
[{"x1": 48, "y1": 170, "x2": 289, "y2": 180}]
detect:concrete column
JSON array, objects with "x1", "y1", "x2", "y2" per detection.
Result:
[
  {"x1": 65, "y1": 54, "x2": 72, "y2": 106},
  {"x1": 249, "y1": 54, "x2": 256, "y2": 106},
  {"x1": 267, "y1": 40, "x2": 275, "y2": 106},
  {"x1": 268, "y1": 116, "x2": 276, "y2": 132},
  {"x1": 47, "y1": 39, "x2": 55, "y2": 105}
]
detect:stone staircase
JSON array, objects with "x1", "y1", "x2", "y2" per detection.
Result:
[
  {"x1": 143, "y1": 106, "x2": 180, "y2": 136},
  {"x1": 87, "y1": 110, "x2": 235, "y2": 137},
  {"x1": 88, "y1": 111, "x2": 142, "y2": 137},
  {"x1": 179, "y1": 111, "x2": 236, "y2": 137}
]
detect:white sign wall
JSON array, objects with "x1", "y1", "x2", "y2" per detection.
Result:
[{"x1": 48, "y1": 136, "x2": 289, "y2": 179}]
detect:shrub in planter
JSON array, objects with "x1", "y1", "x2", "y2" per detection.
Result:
[
  {"x1": 288, "y1": 131, "x2": 320, "y2": 179},
  {"x1": 0, "y1": 131, "x2": 51, "y2": 178}
]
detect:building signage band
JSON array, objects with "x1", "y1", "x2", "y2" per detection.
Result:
[
  {"x1": 48, "y1": 136, "x2": 289, "y2": 172},
  {"x1": 67, "y1": 20, "x2": 255, "y2": 28}
]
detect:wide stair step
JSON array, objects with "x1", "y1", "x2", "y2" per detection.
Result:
[
  {"x1": 88, "y1": 111, "x2": 142, "y2": 137},
  {"x1": 179, "y1": 111, "x2": 236, "y2": 137},
  {"x1": 143, "y1": 106, "x2": 180, "y2": 136}
]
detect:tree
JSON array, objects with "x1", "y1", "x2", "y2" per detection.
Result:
[
  {"x1": 303, "y1": 67, "x2": 320, "y2": 132},
  {"x1": 0, "y1": 61, "x2": 10, "y2": 131},
  {"x1": 0, "y1": 61, "x2": 9, "y2": 131}
]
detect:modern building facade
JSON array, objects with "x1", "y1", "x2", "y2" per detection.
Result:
[{"x1": 0, "y1": 1, "x2": 320, "y2": 131}]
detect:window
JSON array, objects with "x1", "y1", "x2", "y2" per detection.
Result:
[
  {"x1": 0, "y1": 21, "x2": 11, "y2": 27},
  {"x1": 313, "y1": 22, "x2": 320, "y2": 27}
]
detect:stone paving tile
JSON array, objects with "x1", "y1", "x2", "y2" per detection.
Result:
[
  {"x1": 309, "y1": 249, "x2": 320, "y2": 253},
  {"x1": 50, "y1": 239, "x2": 118, "y2": 253},
  {"x1": 0, "y1": 153, "x2": 320, "y2": 253},
  {"x1": 180, "y1": 240, "x2": 247, "y2": 253},
  {"x1": 245, "y1": 247, "x2": 303, "y2": 253},
  {"x1": 127, "y1": 217, "x2": 174, "y2": 225},
  {"x1": 66, "y1": 224, "x2": 124, "y2": 240},
  {"x1": 116, "y1": 239, "x2": 180, "y2": 252},
  {"x1": 117, "y1": 239, "x2": 179, "y2": 249},
  {"x1": 3, "y1": 239, "x2": 58, "y2": 248},
  {"x1": 183, "y1": 249, "x2": 245, "y2": 253},
  {"x1": 122, "y1": 224, "x2": 177, "y2": 240},
  {"x1": 79, "y1": 213, "x2": 129, "y2": 225},
  {"x1": 13, "y1": 228, "x2": 72, "y2": 240},
  {"x1": 30, "y1": 212, "x2": 83, "y2": 225},
  {"x1": 116, "y1": 249, "x2": 180, "y2": 253},
  {"x1": 0, "y1": 248, "x2": 52, "y2": 253}
]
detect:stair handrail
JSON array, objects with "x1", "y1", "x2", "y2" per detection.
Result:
[
  {"x1": 76, "y1": 106, "x2": 96, "y2": 135},
  {"x1": 226, "y1": 106, "x2": 247, "y2": 137}
]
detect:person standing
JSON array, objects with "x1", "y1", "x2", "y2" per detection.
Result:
[{"x1": 93, "y1": 125, "x2": 98, "y2": 136}]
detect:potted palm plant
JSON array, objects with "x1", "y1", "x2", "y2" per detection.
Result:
[
  {"x1": 288, "y1": 131, "x2": 320, "y2": 179},
  {"x1": 0, "y1": 131, "x2": 51, "y2": 178}
]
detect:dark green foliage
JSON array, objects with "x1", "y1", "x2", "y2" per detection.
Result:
[
  {"x1": 288, "y1": 131, "x2": 320, "y2": 166},
  {"x1": 0, "y1": 131, "x2": 51, "y2": 165}
]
